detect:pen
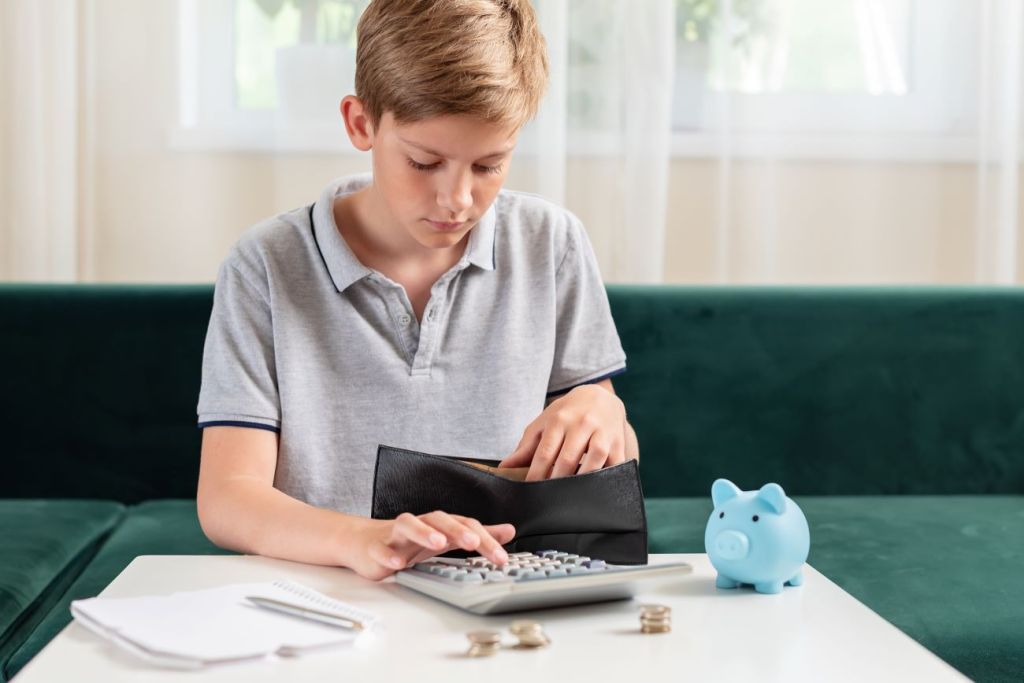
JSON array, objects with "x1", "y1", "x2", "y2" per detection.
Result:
[{"x1": 245, "y1": 596, "x2": 366, "y2": 631}]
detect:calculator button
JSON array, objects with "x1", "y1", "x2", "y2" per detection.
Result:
[
  {"x1": 545, "y1": 568, "x2": 569, "y2": 577},
  {"x1": 455, "y1": 572, "x2": 484, "y2": 582},
  {"x1": 485, "y1": 571, "x2": 510, "y2": 582},
  {"x1": 582, "y1": 560, "x2": 605, "y2": 569},
  {"x1": 517, "y1": 571, "x2": 546, "y2": 581},
  {"x1": 538, "y1": 550, "x2": 558, "y2": 557},
  {"x1": 434, "y1": 557, "x2": 466, "y2": 566}
]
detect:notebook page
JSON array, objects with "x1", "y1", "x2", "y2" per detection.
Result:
[{"x1": 70, "y1": 581, "x2": 374, "y2": 663}]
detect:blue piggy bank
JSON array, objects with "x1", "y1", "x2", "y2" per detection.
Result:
[{"x1": 704, "y1": 479, "x2": 809, "y2": 594}]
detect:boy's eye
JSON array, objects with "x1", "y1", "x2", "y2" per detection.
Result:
[
  {"x1": 406, "y1": 158, "x2": 503, "y2": 175},
  {"x1": 407, "y1": 158, "x2": 440, "y2": 172}
]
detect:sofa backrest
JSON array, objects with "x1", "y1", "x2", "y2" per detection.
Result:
[
  {"x1": 2, "y1": 284, "x2": 1022, "y2": 502},
  {"x1": 609, "y1": 286, "x2": 1024, "y2": 497}
]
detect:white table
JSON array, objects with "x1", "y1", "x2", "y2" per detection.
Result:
[{"x1": 12, "y1": 554, "x2": 966, "y2": 682}]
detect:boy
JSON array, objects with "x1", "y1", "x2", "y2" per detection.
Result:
[{"x1": 196, "y1": 0, "x2": 639, "y2": 582}]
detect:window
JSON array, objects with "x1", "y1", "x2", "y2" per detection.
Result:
[
  {"x1": 175, "y1": 0, "x2": 365, "y2": 152},
  {"x1": 174, "y1": 0, "x2": 981, "y2": 159},
  {"x1": 669, "y1": 0, "x2": 980, "y2": 158}
]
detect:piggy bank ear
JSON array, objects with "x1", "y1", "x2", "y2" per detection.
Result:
[
  {"x1": 711, "y1": 479, "x2": 742, "y2": 506},
  {"x1": 757, "y1": 483, "x2": 787, "y2": 514}
]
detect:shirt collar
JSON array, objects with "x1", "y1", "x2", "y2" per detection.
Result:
[{"x1": 311, "y1": 174, "x2": 496, "y2": 294}]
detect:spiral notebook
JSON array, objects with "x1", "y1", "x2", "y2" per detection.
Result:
[{"x1": 70, "y1": 579, "x2": 378, "y2": 669}]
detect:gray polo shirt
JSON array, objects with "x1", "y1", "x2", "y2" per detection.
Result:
[{"x1": 197, "y1": 174, "x2": 626, "y2": 515}]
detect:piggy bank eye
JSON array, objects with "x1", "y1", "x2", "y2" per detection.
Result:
[
  {"x1": 718, "y1": 512, "x2": 724, "y2": 519},
  {"x1": 752, "y1": 515, "x2": 760, "y2": 522}
]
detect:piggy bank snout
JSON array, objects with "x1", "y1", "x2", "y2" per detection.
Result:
[{"x1": 713, "y1": 529, "x2": 750, "y2": 560}]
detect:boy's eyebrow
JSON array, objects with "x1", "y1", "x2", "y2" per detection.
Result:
[{"x1": 399, "y1": 137, "x2": 512, "y2": 161}]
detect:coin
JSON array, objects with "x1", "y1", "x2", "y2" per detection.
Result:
[
  {"x1": 466, "y1": 630, "x2": 502, "y2": 657},
  {"x1": 639, "y1": 604, "x2": 672, "y2": 634},
  {"x1": 509, "y1": 620, "x2": 550, "y2": 648},
  {"x1": 639, "y1": 604, "x2": 671, "y2": 616}
]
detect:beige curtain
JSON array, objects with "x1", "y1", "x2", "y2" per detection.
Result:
[{"x1": 0, "y1": 0, "x2": 94, "y2": 281}]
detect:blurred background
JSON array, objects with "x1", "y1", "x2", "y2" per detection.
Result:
[{"x1": 1, "y1": 0, "x2": 1022, "y2": 285}]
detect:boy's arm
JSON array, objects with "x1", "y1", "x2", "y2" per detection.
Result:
[
  {"x1": 196, "y1": 426, "x2": 372, "y2": 566},
  {"x1": 196, "y1": 426, "x2": 513, "y2": 580}
]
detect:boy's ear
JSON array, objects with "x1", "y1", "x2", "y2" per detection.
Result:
[{"x1": 340, "y1": 95, "x2": 374, "y2": 151}]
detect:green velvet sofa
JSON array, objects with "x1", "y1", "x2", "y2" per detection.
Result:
[{"x1": 2, "y1": 284, "x2": 1022, "y2": 681}]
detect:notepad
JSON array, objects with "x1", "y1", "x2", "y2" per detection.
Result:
[{"x1": 70, "y1": 579, "x2": 378, "y2": 669}]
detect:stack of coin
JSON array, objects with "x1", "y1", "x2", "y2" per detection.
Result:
[
  {"x1": 466, "y1": 630, "x2": 502, "y2": 657},
  {"x1": 639, "y1": 604, "x2": 671, "y2": 634},
  {"x1": 509, "y1": 620, "x2": 551, "y2": 648}
]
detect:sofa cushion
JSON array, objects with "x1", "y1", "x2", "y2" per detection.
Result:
[
  {"x1": 645, "y1": 495, "x2": 1024, "y2": 682},
  {"x1": 0, "y1": 500, "x2": 123, "y2": 682},
  {"x1": 3, "y1": 500, "x2": 233, "y2": 681}
]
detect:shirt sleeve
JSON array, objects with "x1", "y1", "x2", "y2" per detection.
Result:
[
  {"x1": 196, "y1": 256, "x2": 281, "y2": 433},
  {"x1": 546, "y1": 214, "x2": 627, "y2": 397}
]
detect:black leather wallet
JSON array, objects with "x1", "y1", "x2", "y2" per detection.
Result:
[{"x1": 370, "y1": 444, "x2": 649, "y2": 565}]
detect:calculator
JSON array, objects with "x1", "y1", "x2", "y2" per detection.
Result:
[{"x1": 395, "y1": 550, "x2": 692, "y2": 615}]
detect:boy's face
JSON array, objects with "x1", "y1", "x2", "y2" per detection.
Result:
[{"x1": 343, "y1": 98, "x2": 519, "y2": 251}]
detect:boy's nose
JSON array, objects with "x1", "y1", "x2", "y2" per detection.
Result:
[{"x1": 436, "y1": 173, "x2": 474, "y2": 215}]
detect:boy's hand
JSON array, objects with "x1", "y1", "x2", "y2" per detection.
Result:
[
  {"x1": 498, "y1": 384, "x2": 629, "y2": 481},
  {"x1": 349, "y1": 511, "x2": 515, "y2": 581}
]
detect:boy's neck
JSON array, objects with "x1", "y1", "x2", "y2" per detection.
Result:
[{"x1": 333, "y1": 186, "x2": 468, "y2": 277}]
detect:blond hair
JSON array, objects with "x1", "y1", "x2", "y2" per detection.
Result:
[{"x1": 354, "y1": 0, "x2": 549, "y2": 129}]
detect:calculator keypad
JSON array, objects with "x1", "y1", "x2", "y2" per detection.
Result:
[{"x1": 411, "y1": 551, "x2": 615, "y2": 583}]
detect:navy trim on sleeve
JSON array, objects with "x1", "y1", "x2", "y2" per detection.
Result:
[
  {"x1": 197, "y1": 420, "x2": 281, "y2": 433},
  {"x1": 546, "y1": 366, "x2": 627, "y2": 399}
]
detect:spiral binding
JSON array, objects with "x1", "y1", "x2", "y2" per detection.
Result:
[{"x1": 272, "y1": 579, "x2": 376, "y2": 623}]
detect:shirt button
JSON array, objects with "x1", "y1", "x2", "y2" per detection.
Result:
[
  {"x1": 427, "y1": 308, "x2": 435, "y2": 320},
  {"x1": 398, "y1": 313, "x2": 411, "y2": 325}
]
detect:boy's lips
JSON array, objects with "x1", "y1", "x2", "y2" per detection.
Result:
[{"x1": 426, "y1": 219, "x2": 466, "y2": 232}]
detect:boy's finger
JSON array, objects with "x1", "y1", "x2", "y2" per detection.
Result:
[
  {"x1": 526, "y1": 426, "x2": 565, "y2": 481},
  {"x1": 499, "y1": 424, "x2": 541, "y2": 468},
  {"x1": 459, "y1": 518, "x2": 509, "y2": 564},
  {"x1": 576, "y1": 434, "x2": 613, "y2": 475},
  {"x1": 420, "y1": 510, "x2": 481, "y2": 550},
  {"x1": 482, "y1": 523, "x2": 516, "y2": 544},
  {"x1": 393, "y1": 512, "x2": 447, "y2": 550},
  {"x1": 549, "y1": 426, "x2": 595, "y2": 478},
  {"x1": 577, "y1": 446, "x2": 610, "y2": 475}
]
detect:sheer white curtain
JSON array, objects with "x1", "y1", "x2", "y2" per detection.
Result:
[
  {"x1": 520, "y1": 0, "x2": 675, "y2": 284},
  {"x1": 0, "y1": 0, "x2": 93, "y2": 282},
  {"x1": 2, "y1": 0, "x2": 1023, "y2": 286},
  {"x1": 521, "y1": 0, "x2": 1024, "y2": 285},
  {"x1": 975, "y1": 0, "x2": 1023, "y2": 283}
]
